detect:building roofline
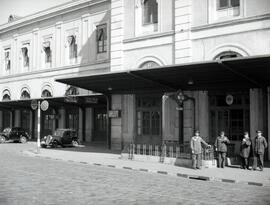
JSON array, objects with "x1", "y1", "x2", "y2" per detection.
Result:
[{"x1": 0, "y1": 0, "x2": 108, "y2": 34}]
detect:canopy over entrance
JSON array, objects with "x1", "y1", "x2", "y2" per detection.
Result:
[
  {"x1": 56, "y1": 55, "x2": 270, "y2": 94},
  {"x1": 0, "y1": 94, "x2": 106, "y2": 110}
]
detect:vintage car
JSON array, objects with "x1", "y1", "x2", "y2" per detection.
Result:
[
  {"x1": 0, "y1": 127, "x2": 29, "y2": 143},
  {"x1": 41, "y1": 128, "x2": 79, "y2": 148}
]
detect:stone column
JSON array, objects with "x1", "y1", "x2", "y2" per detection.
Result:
[
  {"x1": 78, "y1": 107, "x2": 83, "y2": 142},
  {"x1": 111, "y1": 94, "x2": 122, "y2": 150},
  {"x1": 267, "y1": 87, "x2": 270, "y2": 160},
  {"x1": 250, "y1": 89, "x2": 263, "y2": 139},
  {"x1": 194, "y1": 91, "x2": 209, "y2": 142},
  {"x1": 0, "y1": 111, "x2": 3, "y2": 131},
  {"x1": 85, "y1": 108, "x2": 93, "y2": 142},
  {"x1": 122, "y1": 95, "x2": 135, "y2": 148},
  {"x1": 14, "y1": 110, "x2": 21, "y2": 127},
  {"x1": 58, "y1": 107, "x2": 66, "y2": 128}
]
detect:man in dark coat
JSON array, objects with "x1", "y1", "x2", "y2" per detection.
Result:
[
  {"x1": 190, "y1": 130, "x2": 210, "y2": 169},
  {"x1": 252, "y1": 130, "x2": 268, "y2": 171},
  {"x1": 215, "y1": 131, "x2": 230, "y2": 168},
  {"x1": 240, "y1": 131, "x2": 251, "y2": 169}
]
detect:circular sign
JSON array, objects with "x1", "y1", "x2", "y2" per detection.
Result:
[
  {"x1": 41, "y1": 100, "x2": 49, "y2": 111},
  {"x1": 31, "y1": 100, "x2": 38, "y2": 110},
  {"x1": 226, "y1": 94, "x2": 234, "y2": 105}
]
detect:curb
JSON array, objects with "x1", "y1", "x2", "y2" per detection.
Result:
[{"x1": 22, "y1": 150, "x2": 269, "y2": 187}]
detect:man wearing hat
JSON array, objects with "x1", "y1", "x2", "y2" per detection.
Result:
[
  {"x1": 240, "y1": 131, "x2": 251, "y2": 169},
  {"x1": 252, "y1": 130, "x2": 268, "y2": 171},
  {"x1": 190, "y1": 130, "x2": 211, "y2": 169},
  {"x1": 215, "y1": 131, "x2": 230, "y2": 168}
]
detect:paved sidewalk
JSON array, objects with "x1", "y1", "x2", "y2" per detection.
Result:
[{"x1": 23, "y1": 144, "x2": 270, "y2": 187}]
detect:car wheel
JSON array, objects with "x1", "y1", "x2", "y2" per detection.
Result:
[
  {"x1": 19, "y1": 136, "x2": 27, "y2": 143},
  {"x1": 51, "y1": 141, "x2": 58, "y2": 148},
  {"x1": 0, "y1": 136, "x2": 6, "y2": 143},
  {"x1": 72, "y1": 140, "x2": 79, "y2": 147},
  {"x1": 41, "y1": 144, "x2": 47, "y2": 148}
]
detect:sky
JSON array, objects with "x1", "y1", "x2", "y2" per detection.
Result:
[{"x1": 0, "y1": 0, "x2": 72, "y2": 25}]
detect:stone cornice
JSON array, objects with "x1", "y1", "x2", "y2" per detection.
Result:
[
  {"x1": 0, "y1": 0, "x2": 108, "y2": 35},
  {"x1": 191, "y1": 13, "x2": 270, "y2": 32},
  {"x1": 0, "y1": 60, "x2": 110, "y2": 82}
]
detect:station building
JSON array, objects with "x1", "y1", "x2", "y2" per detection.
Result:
[{"x1": 0, "y1": 0, "x2": 270, "y2": 159}]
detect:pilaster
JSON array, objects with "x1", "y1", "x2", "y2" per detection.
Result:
[
  {"x1": 110, "y1": 0, "x2": 124, "y2": 71},
  {"x1": 174, "y1": 0, "x2": 192, "y2": 64}
]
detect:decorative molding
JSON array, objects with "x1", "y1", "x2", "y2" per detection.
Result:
[
  {"x1": 192, "y1": 13, "x2": 270, "y2": 32},
  {"x1": 124, "y1": 30, "x2": 174, "y2": 43},
  {"x1": 0, "y1": 0, "x2": 109, "y2": 34}
]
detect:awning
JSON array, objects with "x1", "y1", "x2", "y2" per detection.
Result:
[
  {"x1": 56, "y1": 55, "x2": 270, "y2": 94},
  {"x1": 0, "y1": 94, "x2": 106, "y2": 110}
]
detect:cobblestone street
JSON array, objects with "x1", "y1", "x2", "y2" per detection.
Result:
[{"x1": 0, "y1": 143, "x2": 270, "y2": 205}]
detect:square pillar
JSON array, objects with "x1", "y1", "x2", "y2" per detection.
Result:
[
  {"x1": 85, "y1": 108, "x2": 93, "y2": 142},
  {"x1": 58, "y1": 107, "x2": 66, "y2": 128}
]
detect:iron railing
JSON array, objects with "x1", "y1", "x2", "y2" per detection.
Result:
[{"x1": 127, "y1": 143, "x2": 215, "y2": 161}]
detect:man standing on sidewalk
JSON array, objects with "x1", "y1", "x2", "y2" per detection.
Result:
[
  {"x1": 252, "y1": 130, "x2": 268, "y2": 171},
  {"x1": 190, "y1": 130, "x2": 210, "y2": 170},
  {"x1": 215, "y1": 131, "x2": 230, "y2": 168},
  {"x1": 240, "y1": 131, "x2": 251, "y2": 169}
]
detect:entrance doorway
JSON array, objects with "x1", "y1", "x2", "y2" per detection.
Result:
[
  {"x1": 136, "y1": 95, "x2": 162, "y2": 145},
  {"x1": 209, "y1": 92, "x2": 250, "y2": 143},
  {"x1": 93, "y1": 108, "x2": 107, "y2": 142}
]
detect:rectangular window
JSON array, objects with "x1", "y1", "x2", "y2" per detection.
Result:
[
  {"x1": 43, "y1": 41, "x2": 52, "y2": 64},
  {"x1": 4, "y1": 48, "x2": 11, "y2": 71},
  {"x1": 143, "y1": 0, "x2": 158, "y2": 25},
  {"x1": 21, "y1": 44, "x2": 30, "y2": 67},
  {"x1": 96, "y1": 24, "x2": 107, "y2": 53},
  {"x1": 217, "y1": 0, "x2": 239, "y2": 9},
  {"x1": 67, "y1": 35, "x2": 77, "y2": 59}
]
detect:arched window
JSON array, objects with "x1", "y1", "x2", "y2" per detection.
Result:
[
  {"x1": 215, "y1": 51, "x2": 242, "y2": 60},
  {"x1": 21, "y1": 90, "x2": 30, "y2": 99},
  {"x1": 42, "y1": 89, "x2": 52, "y2": 98},
  {"x1": 65, "y1": 86, "x2": 79, "y2": 96},
  {"x1": 142, "y1": 0, "x2": 158, "y2": 24},
  {"x1": 139, "y1": 61, "x2": 160, "y2": 69},
  {"x1": 2, "y1": 89, "x2": 11, "y2": 101}
]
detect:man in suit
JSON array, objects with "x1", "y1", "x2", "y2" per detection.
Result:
[
  {"x1": 190, "y1": 130, "x2": 211, "y2": 170},
  {"x1": 252, "y1": 130, "x2": 268, "y2": 171},
  {"x1": 215, "y1": 131, "x2": 230, "y2": 168},
  {"x1": 240, "y1": 131, "x2": 251, "y2": 169}
]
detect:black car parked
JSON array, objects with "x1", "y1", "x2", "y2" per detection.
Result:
[
  {"x1": 41, "y1": 128, "x2": 79, "y2": 148},
  {"x1": 0, "y1": 127, "x2": 29, "y2": 143}
]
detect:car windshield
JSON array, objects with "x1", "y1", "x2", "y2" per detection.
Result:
[
  {"x1": 3, "y1": 127, "x2": 11, "y2": 133},
  {"x1": 53, "y1": 129, "x2": 66, "y2": 136}
]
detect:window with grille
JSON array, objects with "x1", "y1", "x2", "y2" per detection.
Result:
[
  {"x1": 217, "y1": 0, "x2": 240, "y2": 10},
  {"x1": 96, "y1": 24, "x2": 107, "y2": 53},
  {"x1": 142, "y1": 0, "x2": 158, "y2": 25},
  {"x1": 136, "y1": 96, "x2": 161, "y2": 136}
]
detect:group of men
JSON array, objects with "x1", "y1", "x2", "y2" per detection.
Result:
[{"x1": 190, "y1": 130, "x2": 268, "y2": 170}]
